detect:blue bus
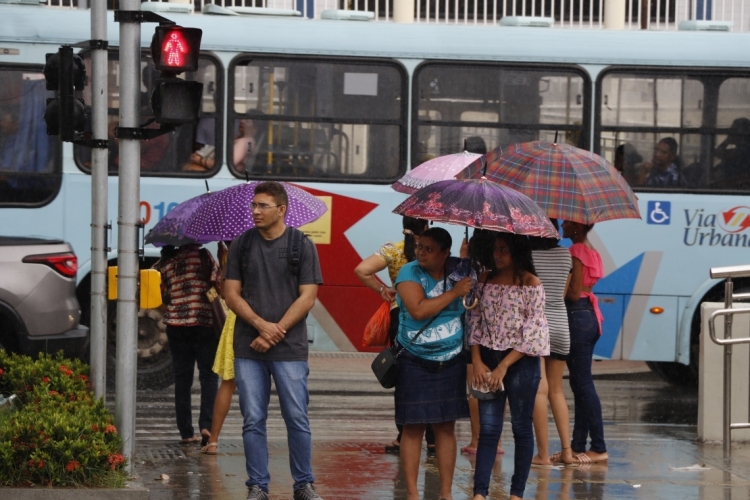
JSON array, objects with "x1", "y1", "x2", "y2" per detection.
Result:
[{"x1": 0, "y1": 3, "x2": 748, "y2": 387}]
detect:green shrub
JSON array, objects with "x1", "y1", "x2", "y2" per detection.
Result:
[{"x1": 0, "y1": 351, "x2": 127, "y2": 487}]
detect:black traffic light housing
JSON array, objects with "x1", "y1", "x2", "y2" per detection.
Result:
[
  {"x1": 43, "y1": 46, "x2": 86, "y2": 142},
  {"x1": 150, "y1": 25, "x2": 202, "y2": 74},
  {"x1": 149, "y1": 24, "x2": 203, "y2": 126}
]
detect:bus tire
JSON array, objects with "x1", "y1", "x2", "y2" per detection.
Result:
[
  {"x1": 106, "y1": 299, "x2": 174, "y2": 390},
  {"x1": 77, "y1": 257, "x2": 174, "y2": 391}
]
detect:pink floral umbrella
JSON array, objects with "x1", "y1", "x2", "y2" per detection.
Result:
[
  {"x1": 392, "y1": 151, "x2": 482, "y2": 194},
  {"x1": 393, "y1": 178, "x2": 559, "y2": 238}
]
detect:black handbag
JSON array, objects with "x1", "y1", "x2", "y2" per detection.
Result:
[{"x1": 371, "y1": 315, "x2": 437, "y2": 389}]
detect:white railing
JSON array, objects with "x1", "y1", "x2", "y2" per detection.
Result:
[{"x1": 45, "y1": 0, "x2": 750, "y2": 31}]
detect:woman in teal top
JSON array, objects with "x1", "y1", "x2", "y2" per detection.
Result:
[{"x1": 394, "y1": 227, "x2": 473, "y2": 500}]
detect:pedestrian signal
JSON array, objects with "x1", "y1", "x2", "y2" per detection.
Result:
[
  {"x1": 43, "y1": 46, "x2": 86, "y2": 141},
  {"x1": 151, "y1": 78, "x2": 203, "y2": 125},
  {"x1": 150, "y1": 25, "x2": 202, "y2": 74},
  {"x1": 149, "y1": 24, "x2": 203, "y2": 125}
]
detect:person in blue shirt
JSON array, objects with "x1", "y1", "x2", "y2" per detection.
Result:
[
  {"x1": 394, "y1": 227, "x2": 472, "y2": 500},
  {"x1": 644, "y1": 137, "x2": 685, "y2": 187}
]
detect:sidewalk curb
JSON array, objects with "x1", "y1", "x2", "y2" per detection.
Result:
[{"x1": 0, "y1": 485, "x2": 149, "y2": 500}]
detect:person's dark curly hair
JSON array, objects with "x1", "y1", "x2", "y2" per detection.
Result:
[
  {"x1": 471, "y1": 231, "x2": 537, "y2": 284},
  {"x1": 403, "y1": 216, "x2": 428, "y2": 262}
]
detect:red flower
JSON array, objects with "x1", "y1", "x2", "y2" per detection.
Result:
[
  {"x1": 37, "y1": 460, "x2": 44, "y2": 469},
  {"x1": 28, "y1": 460, "x2": 35, "y2": 468},
  {"x1": 42, "y1": 377, "x2": 50, "y2": 383},
  {"x1": 79, "y1": 374, "x2": 88, "y2": 381},
  {"x1": 91, "y1": 424, "x2": 99, "y2": 432},
  {"x1": 59, "y1": 365, "x2": 73, "y2": 376},
  {"x1": 108, "y1": 453, "x2": 125, "y2": 470},
  {"x1": 105, "y1": 425, "x2": 117, "y2": 435},
  {"x1": 48, "y1": 390, "x2": 58, "y2": 396},
  {"x1": 0, "y1": 368, "x2": 4, "y2": 376},
  {"x1": 65, "y1": 460, "x2": 81, "y2": 472}
]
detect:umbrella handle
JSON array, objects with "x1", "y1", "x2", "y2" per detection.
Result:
[{"x1": 463, "y1": 295, "x2": 479, "y2": 310}]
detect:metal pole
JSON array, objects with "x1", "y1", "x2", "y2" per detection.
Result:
[
  {"x1": 724, "y1": 278, "x2": 733, "y2": 458},
  {"x1": 89, "y1": 0, "x2": 108, "y2": 401},
  {"x1": 115, "y1": 0, "x2": 141, "y2": 474}
]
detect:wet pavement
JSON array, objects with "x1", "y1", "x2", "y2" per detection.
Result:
[{"x1": 118, "y1": 353, "x2": 750, "y2": 499}]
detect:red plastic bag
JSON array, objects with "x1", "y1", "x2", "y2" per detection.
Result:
[{"x1": 362, "y1": 302, "x2": 391, "y2": 347}]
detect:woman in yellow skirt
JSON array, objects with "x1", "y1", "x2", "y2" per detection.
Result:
[{"x1": 202, "y1": 242, "x2": 236, "y2": 455}]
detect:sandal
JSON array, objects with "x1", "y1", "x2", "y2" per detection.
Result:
[
  {"x1": 180, "y1": 436, "x2": 200, "y2": 444},
  {"x1": 550, "y1": 446, "x2": 573, "y2": 463},
  {"x1": 201, "y1": 442, "x2": 219, "y2": 455},
  {"x1": 460, "y1": 446, "x2": 477, "y2": 455},
  {"x1": 575, "y1": 451, "x2": 608, "y2": 464},
  {"x1": 384, "y1": 441, "x2": 400, "y2": 453},
  {"x1": 426, "y1": 444, "x2": 436, "y2": 457},
  {"x1": 200, "y1": 429, "x2": 211, "y2": 447}
]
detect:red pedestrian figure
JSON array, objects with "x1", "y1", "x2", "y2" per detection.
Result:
[{"x1": 163, "y1": 31, "x2": 187, "y2": 67}]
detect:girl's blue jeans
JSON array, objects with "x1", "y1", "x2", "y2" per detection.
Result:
[
  {"x1": 566, "y1": 297, "x2": 607, "y2": 454},
  {"x1": 473, "y1": 346, "x2": 541, "y2": 498}
]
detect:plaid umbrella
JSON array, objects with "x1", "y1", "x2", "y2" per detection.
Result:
[
  {"x1": 456, "y1": 141, "x2": 640, "y2": 224},
  {"x1": 392, "y1": 178, "x2": 559, "y2": 238},
  {"x1": 392, "y1": 151, "x2": 482, "y2": 194}
]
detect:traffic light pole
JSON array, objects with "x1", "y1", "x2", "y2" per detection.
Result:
[
  {"x1": 89, "y1": 0, "x2": 109, "y2": 402},
  {"x1": 115, "y1": 0, "x2": 141, "y2": 473}
]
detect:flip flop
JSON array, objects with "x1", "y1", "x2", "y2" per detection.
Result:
[
  {"x1": 575, "y1": 452, "x2": 609, "y2": 464},
  {"x1": 460, "y1": 446, "x2": 477, "y2": 455},
  {"x1": 384, "y1": 441, "x2": 400, "y2": 453},
  {"x1": 200, "y1": 430, "x2": 211, "y2": 447},
  {"x1": 497, "y1": 447, "x2": 505, "y2": 455},
  {"x1": 180, "y1": 436, "x2": 200, "y2": 444},
  {"x1": 201, "y1": 442, "x2": 219, "y2": 455}
]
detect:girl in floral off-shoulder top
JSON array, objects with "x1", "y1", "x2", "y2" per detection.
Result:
[{"x1": 467, "y1": 232, "x2": 549, "y2": 500}]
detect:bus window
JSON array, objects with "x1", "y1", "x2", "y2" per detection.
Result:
[
  {"x1": 230, "y1": 57, "x2": 406, "y2": 183},
  {"x1": 598, "y1": 69, "x2": 750, "y2": 192},
  {"x1": 712, "y1": 79, "x2": 750, "y2": 190},
  {"x1": 413, "y1": 63, "x2": 588, "y2": 165},
  {"x1": 75, "y1": 53, "x2": 222, "y2": 176},
  {"x1": 0, "y1": 69, "x2": 60, "y2": 207}
]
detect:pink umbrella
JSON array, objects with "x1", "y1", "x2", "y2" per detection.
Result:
[{"x1": 392, "y1": 151, "x2": 482, "y2": 194}]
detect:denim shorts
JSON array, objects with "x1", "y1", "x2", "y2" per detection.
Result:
[{"x1": 395, "y1": 349, "x2": 470, "y2": 425}]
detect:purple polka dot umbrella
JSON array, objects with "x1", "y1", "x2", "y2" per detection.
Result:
[
  {"x1": 144, "y1": 192, "x2": 213, "y2": 247},
  {"x1": 182, "y1": 182, "x2": 327, "y2": 244}
]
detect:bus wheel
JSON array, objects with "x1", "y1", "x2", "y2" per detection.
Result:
[
  {"x1": 106, "y1": 300, "x2": 174, "y2": 390},
  {"x1": 646, "y1": 279, "x2": 750, "y2": 389},
  {"x1": 646, "y1": 360, "x2": 697, "y2": 388}
]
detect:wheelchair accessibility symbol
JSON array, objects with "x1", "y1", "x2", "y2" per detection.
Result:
[{"x1": 647, "y1": 201, "x2": 670, "y2": 225}]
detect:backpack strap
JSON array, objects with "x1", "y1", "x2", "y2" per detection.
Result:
[
  {"x1": 287, "y1": 227, "x2": 305, "y2": 277},
  {"x1": 239, "y1": 228, "x2": 256, "y2": 285}
]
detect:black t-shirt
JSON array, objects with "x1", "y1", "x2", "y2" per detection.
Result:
[{"x1": 226, "y1": 227, "x2": 323, "y2": 361}]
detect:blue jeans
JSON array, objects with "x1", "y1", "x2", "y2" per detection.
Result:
[
  {"x1": 165, "y1": 325, "x2": 218, "y2": 439},
  {"x1": 474, "y1": 347, "x2": 540, "y2": 499},
  {"x1": 566, "y1": 297, "x2": 607, "y2": 454},
  {"x1": 234, "y1": 358, "x2": 315, "y2": 493}
]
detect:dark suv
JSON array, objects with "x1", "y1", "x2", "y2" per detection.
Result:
[{"x1": 0, "y1": 236, "x2": 88, "y2": 357}]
